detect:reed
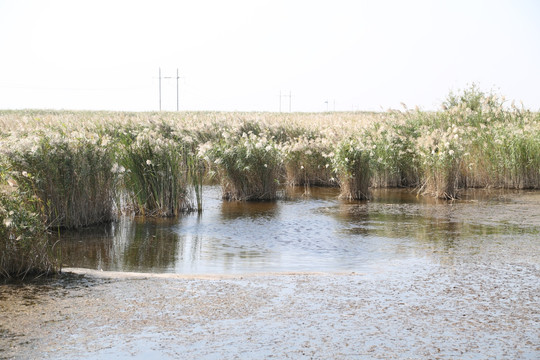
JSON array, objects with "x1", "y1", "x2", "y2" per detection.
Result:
[
  {"x1": 439, "y1": 86, "x2": 540, "y2": 191},
  {"x1": 480, "y1": 124, "x2": 540, "y2": 189},
  {"x1": 415, "y1": 124, "x2": 466, "y2": 199},
  {"x1": 0, "y1": 169, "x2": 58, "y2": 280},
  {"x1": 332, "y1": 138, "x2": 371, "y2": 200},
  {"x1": 201, "y1": 131, "x2": 281, "y2": 200},
  {"x1": 367, "y1": 115, "x2": 420, "y2": 188},
  {"x1": 115, "y1": 124, "x2": 198, "y2": 216},
  {"x1": 0, "y1": 85, "x2": 538, "y2": 210},
  {"x1": 3, "y1": 128, "x2": 117, "y2": 228},
  {"x1": 1, "y1": 85, "x2": 540, "y2": 279},
  {"x1": 282, "y1": 135, "x2": 336, "y2": 187}
]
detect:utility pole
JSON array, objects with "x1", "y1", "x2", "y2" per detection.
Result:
[
  {"x1": 158, "y1": 67, "x2": 181, "y2": 111},
  {"x1": 158, "y1": 67, "x2": 162, "y2": 111},
  {"x1": 279, "y1": 90, "x2": 292, "y2": 112},
  {"x1": 289, "y1": 91, "x2": 292, "y2": 112}
]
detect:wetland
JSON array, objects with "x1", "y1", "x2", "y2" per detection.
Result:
[{"x1": 1, "y1": 187, "x2": 539, "y2": 359}]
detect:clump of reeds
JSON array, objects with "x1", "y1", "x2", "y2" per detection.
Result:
[
  {"x1": 0, "y1": 84, "x2": 539, "y2": 211},
  {"x1": 366, "y1": 115, "x2": 420, "y2": 188},
  {"x1": 471, "y1": 121, "x2": 540, "y2": 189},
  {"x1": 281, "y1": 135, "x2": 336, "y2": 187},
  {"x1": 423, "y1": 158, "x2": 461, "y2": 200},
  {"x1": 416, "y1": 124, "x2": 465, "y2": 199},
  {"x1": 4, "y1": 128, "x2": 117, "y2": 228},
  {"x1": 332, "y1": 138, "x2": 371, "y2": 200},
  {"x1": 437, "y1": 85, "x2": 540, "y2": 192},
  {"x1": 201, "y1": 130, "x2": 281, "y2": 200},
  {"x1": 0, "y1": 169, "x2": 58, "y2": 280},
  {"x1": 1, "y1": 89, "x2": 539, "y2": 281},
  {"x1": 116, "y1": 124, "x2": 200, "y2": 216}
]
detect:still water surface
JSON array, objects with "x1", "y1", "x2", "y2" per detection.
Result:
[{"x1": 56, "y1": 186, "x2": 540, "y2": 274}]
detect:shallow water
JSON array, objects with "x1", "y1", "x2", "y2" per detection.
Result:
[
  {"x1": 55, "y1": 186, "x2": 540, "y2": 274},
  {"x1": 3, "y1": 187, "x2": 540, "y2": 359}
]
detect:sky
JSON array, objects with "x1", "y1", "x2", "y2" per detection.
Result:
[{"x1": 1, "y1": 0, "x2": 539, "y2": 112}]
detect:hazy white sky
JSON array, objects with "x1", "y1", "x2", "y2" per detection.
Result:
[{"x1": 1, "y1": 0, "x2": 539, "y2": 112}]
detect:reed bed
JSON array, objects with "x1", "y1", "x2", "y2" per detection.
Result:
[
  {"x1": 200, "y1": 129, "x2": 281, "y2": 200},
  {"x1": 2, "y1": 128, "x2": 117, "y2": 228},
  {"x1": 114, "y1": 124, "x2": 199, "y2": 216},
  {"x1": 1, "y1": 85, "x2": 539, "y2": 278},
  {"x1": 332, "y1": 138, "x2": 371, "y2": 200},
  {"x1": 1, "y1": 170, "x2": 57, "y2": 279},
  {"x1": 282, "y1": 134, "x2": 336, "y2": 187}
]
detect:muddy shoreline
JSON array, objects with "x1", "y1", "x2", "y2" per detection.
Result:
[{"x1": 1, "y1": 261, "x2": 539, "y2": 359}]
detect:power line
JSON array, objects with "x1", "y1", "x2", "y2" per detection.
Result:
[{"x1": 158, "y1": 67, "x2": 181, "y2": 111}]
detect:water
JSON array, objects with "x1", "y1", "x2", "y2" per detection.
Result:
[
  {"x1": 55, "y1": 186, "x2": 540, "y2": 274},
  {"x1": 4, "y1": 187, "x2": 540, "y2": 359}
]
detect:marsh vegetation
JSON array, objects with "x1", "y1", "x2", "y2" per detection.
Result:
[{"x1": 1, "y1": 86, "x2": 539, "y2": 278}]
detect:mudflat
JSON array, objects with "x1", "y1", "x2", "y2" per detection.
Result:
[{"x1": 1, "y1": 261, "x2": 538, "y2": 359}]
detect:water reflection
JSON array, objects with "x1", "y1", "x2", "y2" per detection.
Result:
[
  {"x1": 332, "y1": 188, "x2": 540, "y2": 267},
  {"x1": 55, "y1": 186, "x2": 540, "y2": 274},
  {"x1": 57, "y1": 217, "x2": 181, "y2": 272},
  {"x1": 220, "y1": 200, "x2": 279, "y2": 220}
]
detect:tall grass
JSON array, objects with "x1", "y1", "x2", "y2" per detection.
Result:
[
  {"x1": 1, "y1": 86, "x2": 538, "y2": 205},
  {"x1": 201, "y1": 130, "x2": 281, "y2": 200},
  {"x1": 1, "y1": 168, "x2": 58, "y2": 279},
  {"x1": 115, "y1": 125, "x2": 198, "y2": 216},
  {"x1": 332, "y1": 138, "x2": 371, "y2": 200},
  {"x1": 477, "y1": 123, "x2": 540, "y2": 189},
  {"x1": 282, "y1": 134, "x2": 336, "y2": 187},
  {"x1": 367, "y1": 115, "x2": 420, "y2": 188},
  {"x1": 3, "y1": 128, "x2": 117, "y2": 228},
  {"x1": 415, "y1": 125, "x2": 465, "y2": 199},
  {"x1": 1, "y1": 85, "x2": 540, "y2": 278}
]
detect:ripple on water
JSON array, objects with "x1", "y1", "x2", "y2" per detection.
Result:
[{"x1": 53, "y1": 186, "x2": 540, "y2": 274}]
